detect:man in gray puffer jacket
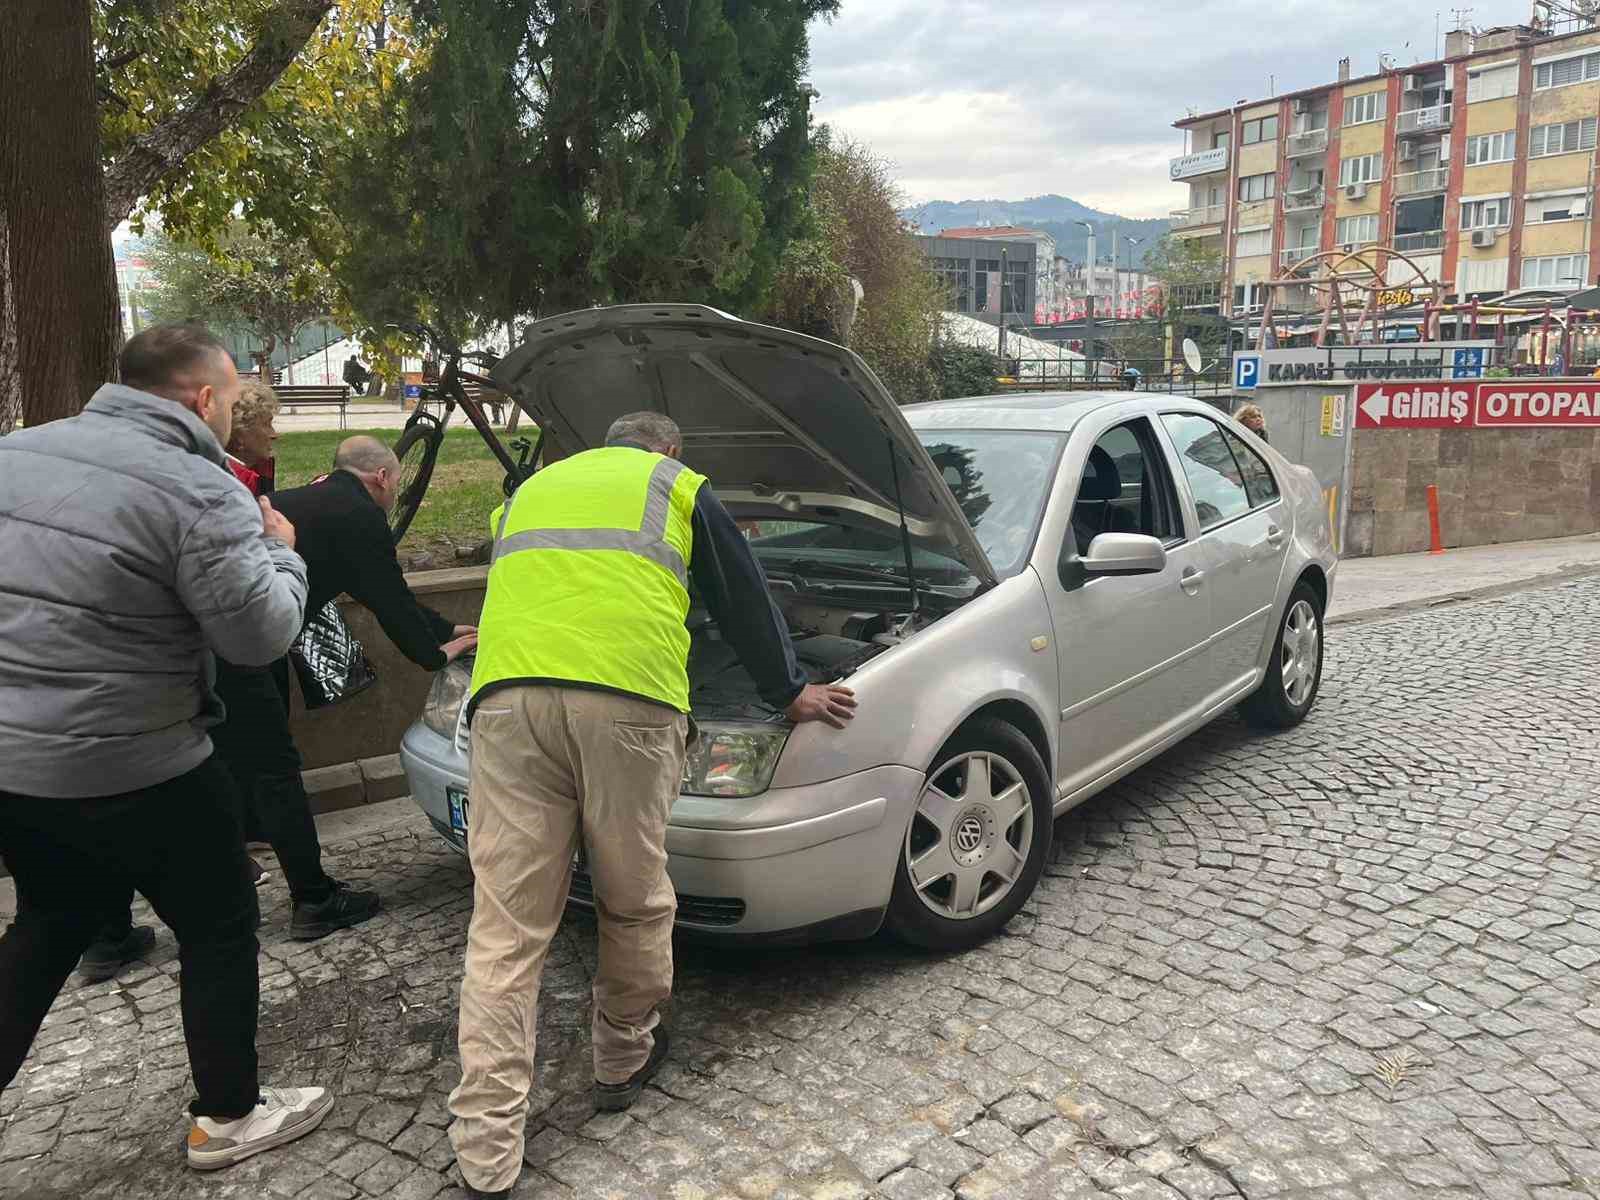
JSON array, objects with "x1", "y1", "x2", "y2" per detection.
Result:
[{"x1": 0, "y1": 324, "x2": 336, "y2": 1171}]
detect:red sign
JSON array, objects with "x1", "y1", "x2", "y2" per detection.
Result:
[
  {"x1": 1355, "y1": 380, "x2": 1600, "y2": 429},
  {"x1": 1475, "y1": 382, "x2": 1600, "y2": 426},
  {"x1": 1354, "y1": 383, "x2": 1473, "y2": 429}
]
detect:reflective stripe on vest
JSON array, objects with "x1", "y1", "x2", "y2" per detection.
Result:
[
  {"x1": 491, "y1": 456, "x2": 689, "y2": 587},
  {"x1": 469, "y1": 447, "x2": 706, "y2": 714}
]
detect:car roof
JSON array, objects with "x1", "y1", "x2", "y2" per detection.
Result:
[{"x1": 902, "y1": 390, "x2": 1213, "y2": 434}]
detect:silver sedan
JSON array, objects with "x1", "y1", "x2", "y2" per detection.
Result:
[{"x1": 401, "y1": 306, "x2": 1336, "y2": 951}]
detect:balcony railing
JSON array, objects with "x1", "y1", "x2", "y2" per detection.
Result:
[
  {"x1": 1397, "y1": 104, "x2": 1452, "y2": 135},
  {"x1": 1393, "y1": 167, "x2": 1450, "y2": 196},
  {"x1": 1285, "y1": 128, "x2": 1329, "y2": 158},
  {"x1": 1394, "y1": 229, "x2": 1446, "y2": 252},
  {"x1": 1281, "y1": 248, "x2": 1321, "y2": 268},
  {"x1": 1170, "y1": 204, "x2": 1226, "y2": 229},
  {"x1": 1283, "y1": 186, "x2": 1326, "y2": 212}
]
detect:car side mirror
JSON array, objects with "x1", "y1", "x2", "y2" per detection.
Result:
[{"x1": 1082, "y1": 533, "x2": 1167, "y2": 577}]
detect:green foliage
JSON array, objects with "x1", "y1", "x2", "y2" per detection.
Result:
[
  {"x1": 931, "y1": 343, "x2": 1000, "y2": 399},
  {"x1": 142, "y1": 224, "x2": 340, "y2": 369},
  {"x1": 333, "y1": 0, "x2": 836, "y2": 335}
]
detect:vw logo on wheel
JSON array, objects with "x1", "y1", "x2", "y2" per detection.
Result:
[{"x1": 954, "y1": 816, "x2": 985, "y2": 853}]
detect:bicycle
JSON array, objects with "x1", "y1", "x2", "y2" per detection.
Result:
[{"x1": 386, "y1": 322, "x2": 542, "y2": 545}]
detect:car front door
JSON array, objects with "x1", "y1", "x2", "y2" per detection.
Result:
[
  {"x1": 1158, "y1": 412, "x2": 1291, "y2": 698},
  {"x1": 1046, "y1": 415, "x2": 1217, "y2": 803}
]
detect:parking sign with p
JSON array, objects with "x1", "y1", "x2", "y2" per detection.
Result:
[{"x1": 1234, "y1": 354, "x2": 1261, "y2": 391}]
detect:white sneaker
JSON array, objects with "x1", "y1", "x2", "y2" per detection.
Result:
[{"x1": 185, "y1": 1086, "x2": 334, "y2": 1170}]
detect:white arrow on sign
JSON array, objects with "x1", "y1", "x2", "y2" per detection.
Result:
[{"x1": 1360, "y1": 389, "x2": 1390, "y2": 425}]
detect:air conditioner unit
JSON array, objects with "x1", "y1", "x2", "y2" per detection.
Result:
[
  {"x1": 1398, "y1": 142, "x2": 1417, "y2": 162},
  {"x1": 1292, "y1": 97, "x2": 1311, "y2": 115},
  {"x1": 1340, "y1": 243, "x2": 1357, "y2": 254},
  {"x1": 1403, "y1": 73, "x2": 1423, "y2": 91},
  {"x1": 1471, "y1": 228, "x2": 1499, "y2": 248},
  {"x1": 1345, "y1": 183, "x2": 1369, "y2": 199},
  {"x1": 1573, "y1": 197, "x2": 1590, "y2": 218}
]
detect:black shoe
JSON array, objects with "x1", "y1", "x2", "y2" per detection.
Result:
[
  {"x1": 462, "y1": 1183, "x2": 511, "y2": 1200},
  {"x1": 289, "y1": 880, "x2": 380, "y2": 941},
  {"x1": 248, "y1": 857, "x2": 271, "y2": 888},
  {"x1": 594, "y1": 1027, "x2": 669, "y2": 1112},
  {"x1": 79, "y1": 925, "x2": 156, "y2": 982}
]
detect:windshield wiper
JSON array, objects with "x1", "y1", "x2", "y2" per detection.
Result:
[{"x1": 774, "y1": 558, "x2": 917, "y2": 588}]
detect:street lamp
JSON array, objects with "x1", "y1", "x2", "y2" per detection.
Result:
[{"x1": 1076, "y1": 220, "x2": 1096, "y2": 379}]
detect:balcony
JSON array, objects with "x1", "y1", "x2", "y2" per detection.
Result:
[
  {"x1": 1397, "y1": 104, "x2": 1452, "y2": 136},
  {"x1": 1281, "y1": 247, "x2": 1321, "y2": 268},
  {"x1": 1170, "y1": 203, "x2": 1226, "y2": 229},
  {"x1": 1394, "y1": 229, "x2": 1445, "y2": 253},
  {"x1": 1285, "y1": 128, "x2": 1329, "y2": 158},
  {"x1": 1394, "y1": 167, "x2": 1449, "y2": 197},
  {"x1": 1283, "y1": 185, "x2": 1326, "y2": 212}
]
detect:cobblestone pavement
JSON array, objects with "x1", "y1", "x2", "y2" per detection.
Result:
[{"x1": 4, "y1": 577, "x2": 1600, "y2": 1200}]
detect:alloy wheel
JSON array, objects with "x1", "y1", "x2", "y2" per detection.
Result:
[{"x1": 1280, "y1": 599, "x2": 1320, "y2": 707}]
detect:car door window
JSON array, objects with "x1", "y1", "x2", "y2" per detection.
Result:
[
  {"x1": 1221, "y1": 428, "x2": 1280, "y2": 507},
  {"x1": 1069, "y1": 419, "x2": 1181, "y2": 556},
  {"x1": 1160, "y1": 413, "x2": 1252, "y2": 531}
]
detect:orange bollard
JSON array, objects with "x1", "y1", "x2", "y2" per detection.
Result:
[{"x1": 1426, "y1": 484, "x2": 1445, "y2": 555}]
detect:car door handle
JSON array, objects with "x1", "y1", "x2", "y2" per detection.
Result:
[
  {"x1": 1266, "y1": 524, "x2": 1286, "y2": 548},
  {"x1": 1180, "y1": 567, "x2": 1205, "y2": 594}
]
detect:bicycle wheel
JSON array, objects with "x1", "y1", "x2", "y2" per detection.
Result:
[{"x1": 389, "y1": 417, "x2": 444, "y2": 544}]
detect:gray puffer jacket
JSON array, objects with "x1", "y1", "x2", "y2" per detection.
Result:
[{"x1": 0, "y1": 384, "x2": 309, "y2": 799}]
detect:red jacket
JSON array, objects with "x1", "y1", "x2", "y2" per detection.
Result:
[{"x1": 227, "y1": 456, "x2": 263, "y2": 497}]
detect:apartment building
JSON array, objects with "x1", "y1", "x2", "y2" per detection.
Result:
[{"x1": 1170, "y1": 17, "x2": 1600, "y2": 320}]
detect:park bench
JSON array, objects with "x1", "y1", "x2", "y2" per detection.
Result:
[{"x1": 275, "y1": 384, "x2": 351, "y2": 429}]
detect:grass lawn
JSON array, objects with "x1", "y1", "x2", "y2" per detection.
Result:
[{"x1": 274, "y1": 426, "x2": 512, "y2": 567}]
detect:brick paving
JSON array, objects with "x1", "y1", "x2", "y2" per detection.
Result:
[{"x1": 3, "y1": 577, "x2": 1600, "y2": 1199}]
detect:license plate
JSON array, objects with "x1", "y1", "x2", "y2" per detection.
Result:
[{"x1": 447, "y1": 787, "x2": 470, "y2": 835}]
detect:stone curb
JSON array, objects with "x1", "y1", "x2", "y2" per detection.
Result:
[{"x1": 1328, "y1": 560, "x2": 1600, "y2": 627}]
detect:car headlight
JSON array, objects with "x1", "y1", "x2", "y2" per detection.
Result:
[
  {"x1": 681, "y1": 723, "x2": 789, "y2": 798},
  {"x1": 422, "y1": 661, "x2": 472, "y2": 740}
]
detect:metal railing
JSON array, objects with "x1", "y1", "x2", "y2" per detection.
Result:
[
  {"x1": 1285, "y1": 128, "x2": 1329, "y2": 158},
  {"x1": 1170, "y1": 203, "x2": 1226, "y2": 229},
  {"x1": 1280, "y1": 248, "x2": 1320, "y2": 267},
  {"x1": 1397, "y1": 104, "x2": 1452, "y2": 135},
  {"x1": 997, "y1": 356, "x2": 1235, "y2": 397},
  {"x1": 1394, "y1": 167, "x2": 1449, "y2": 196},
  {"x1": 1394, "y1": 229, "x2": 1446, "y2": 252},
  {"x1": 1283, "y1": 186, "x2": 1326, "y2": 212}
]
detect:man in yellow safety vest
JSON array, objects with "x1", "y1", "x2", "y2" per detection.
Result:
[{"x1": 449, "y1": 411, "x2": 856, "y2": 1198}]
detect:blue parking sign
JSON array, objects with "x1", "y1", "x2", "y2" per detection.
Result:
[
  {"x1": 1234, "y1": 354, "x2": 1262, "y2": 390},
  {"x1": 1451, "y1": 348, "x2": 1485, "y2": 379}
]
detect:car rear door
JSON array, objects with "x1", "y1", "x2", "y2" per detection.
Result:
[
  {"x1": 1047, "y1": 414, "x2": 1216, "y2": 802},
  {"x1": 1157, "y1": 413, "x2": 1290, "y2": 698}
]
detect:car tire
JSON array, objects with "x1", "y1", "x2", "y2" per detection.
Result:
[
  {"x1": 1239, "y1": 580, "x2": 1324, "y2": 730},
  {"x1": 885, "y1": 717, "x2": 1053, "y2": 952}
]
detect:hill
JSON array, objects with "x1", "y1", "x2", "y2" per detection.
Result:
[{"x1": 902, "y1": 194, "x2": 1170, "y2": 265}]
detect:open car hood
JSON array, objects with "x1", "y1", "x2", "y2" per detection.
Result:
[{"x1": 490, "y1": 305, "x2": 998, "y2": 587}]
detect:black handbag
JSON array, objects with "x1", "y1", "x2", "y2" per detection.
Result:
[{"x1": 288, "y1": 600, "x2": 378, "y2": 709}]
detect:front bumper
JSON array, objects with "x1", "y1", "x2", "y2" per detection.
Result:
[{"x1": 399, "y1": 722, "x2": 920, "y2": 944}]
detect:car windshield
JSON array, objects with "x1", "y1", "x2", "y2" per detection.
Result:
[{"x1": 746, "y1": 429, "x2": 1063, "y2": 584}]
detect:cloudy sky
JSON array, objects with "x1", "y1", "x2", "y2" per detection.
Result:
[{"x1": 808, "y1": 0, "x2": 1531, "y2": 218}]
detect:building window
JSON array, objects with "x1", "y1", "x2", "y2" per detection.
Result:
[
  {"x1": 1338, "y1": 153, "x2": 1383, "y2": 186},
  {"x1": 1241, "y1": 115, "x2": 1280, "y2": 145},
  {"x1": 1343, "y1": 91, "x2": 1386, "y2": 126},
  {"x1": 1521, "y1": 253, "x2": 1589, "y2": 287},
  {"x1": 1002, "y1": 259, "x2": 1030, "y2": 315},
  {"x1": 973, "y1": 258, "x2": 1000, "y2": 312},
  {"x1": 1335, "y1": 214, "x2": 1378, "y2": 245},
  {"x1": 1237, "y1": 172, "x2": 1276, "y2": 202},
  {"x1": 1534, "y1": 51, "x2": 1600, "y2": 90},
  {"x1": 1234, "y1": 229, "x2": 1272, "y2": 257},
  {"x1": 1232, "y1": 282, "x2": 1265, "y2": 311},
  {"x1": 1466, "y1": 63, "x2": 1519, "y2": 102},
  {"x1": 932, "y1": 256, "x2": 972, "y2": 310},
  {"x1": 1464, "y1": 131, "x2": 1516, "y2": 165},
  {"x1": 1460, "y1": 197, "x2": 1512, "y2": 230},
  {"x1": 1529, "y1": 117, "x2": 1598, "y2": 157},
  {"x1": 1212, "y1": 130, "x2": 1231, "y2": 151},
  {"x1": 1526, "y1": 192, "x2": 1588, "y2": 223}
]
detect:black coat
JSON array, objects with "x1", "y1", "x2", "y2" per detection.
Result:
[{"x1": 272, "y1": 470, "x2": 454, "y2": 670}]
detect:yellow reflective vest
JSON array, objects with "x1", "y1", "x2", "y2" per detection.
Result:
[{"x1": 470, "y1": 446, "x2": 706, "y2": 716}]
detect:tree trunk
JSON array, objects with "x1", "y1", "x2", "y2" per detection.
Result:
[{"x1": 1, "y1": 0, "x2": 120, "y2": 428}]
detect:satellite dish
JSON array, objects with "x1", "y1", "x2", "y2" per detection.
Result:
[{"x1": 1182, "y1": 338, "x2": 1204, "y2": 374}]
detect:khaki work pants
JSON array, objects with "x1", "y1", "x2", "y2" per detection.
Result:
[{"x1": 448, "y1": 684, "x2": 686, "y2": 1192}]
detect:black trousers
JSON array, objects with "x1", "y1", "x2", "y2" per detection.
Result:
[
  {"x1": 98, "y1": 659, "x2": 331, "y2": 941},
  {"x1": 0, "y1": 757, "x2": 261, "y2": 1119}
]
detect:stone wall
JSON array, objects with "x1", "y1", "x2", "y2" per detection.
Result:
[
  {"x1": 1345, "y1": 426, "x2": 1600, "y2": 557},
  {"x1": 288, "y1": 565, "x2": 488, "y2": 772}
]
